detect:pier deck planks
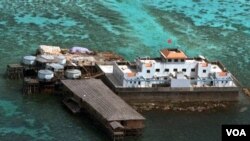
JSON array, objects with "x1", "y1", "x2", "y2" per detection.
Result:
[{"x1": 61, "y1": 79, "x2": 145, "y2": 121}]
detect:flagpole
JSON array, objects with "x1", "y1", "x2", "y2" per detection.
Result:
[{"x1": 167, "y1": 39, "x2": 172, "y2": 48}]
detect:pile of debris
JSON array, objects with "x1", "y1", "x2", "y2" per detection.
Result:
[
  {"x1": 39, "y1": 45, "x2": 61, "y2": 55},
  {"x1": 36, "y1": 45, "x2": 124, "y2": 67},
  {"x1": 242, "y1": 88, "x2": 250, "y2": 96}
]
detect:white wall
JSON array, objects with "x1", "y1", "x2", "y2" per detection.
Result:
[
  {"x1": 112, "y1": 59, "x2": 236, "y2": 88},
  {"x1": 214, "y1": 73, "x2": 234, "y2": 87},
  {"x1": 197, "y1": 63, "x2": 211, "y2": 78},
  {"x1": 113, "y1": 63, "x2": 125, "y2": 85},
  {"x1": 138, "y1": 60, "x2": 198, "y2": 79},
  {"x1": 171, "y1": 79, "x2": 191, "y2": 88}
]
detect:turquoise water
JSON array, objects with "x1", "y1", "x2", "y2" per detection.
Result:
[{"x1": 0, "y1": 0, "x2": 249, "y2": 141}]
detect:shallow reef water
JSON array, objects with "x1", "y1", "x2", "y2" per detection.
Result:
[{"x1": 0, "y1": 0, "x2": 249, "y2": 141}]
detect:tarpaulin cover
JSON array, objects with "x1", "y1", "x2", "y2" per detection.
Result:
[{"x1": 70, "y1": 47, "x2": 92, "y2": 53}]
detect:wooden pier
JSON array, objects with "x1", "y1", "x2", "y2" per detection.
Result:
[{"x1": 61, "y1": 79, "x2": 145, "y2": 141}]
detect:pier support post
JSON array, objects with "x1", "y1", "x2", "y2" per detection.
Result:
[
  {"x1": 6, "y1": 64, "x2": 24, "y2": 79},
  {"x1": 23, "y1": 78, "x2": 39, "y2": 95}
]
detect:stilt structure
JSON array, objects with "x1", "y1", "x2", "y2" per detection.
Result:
[
  {"x1": 38, "y1": 79, "x2": 56, "y2": 94},
  {"x1": 23, "y1": 78, "x2": 39, "y2": 95},
  {"x1": 6, "y1": 64, "x2": 24, "y2": 79},
  {"x1": 54, "y1": 70, "x2": 64, "y2": 79}
]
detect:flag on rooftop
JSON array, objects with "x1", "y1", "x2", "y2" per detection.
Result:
[{"x1": 167, "y1": 39, "x2": 172, "y2": 44}]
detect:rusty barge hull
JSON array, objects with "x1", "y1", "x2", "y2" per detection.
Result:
[{"x1": 113, "y1": 87, "x2": 239, "y2": 103}]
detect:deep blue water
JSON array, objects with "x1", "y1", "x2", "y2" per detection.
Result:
[{"x1": 0, "y1": 0, "x2": 249, "y2": 141}]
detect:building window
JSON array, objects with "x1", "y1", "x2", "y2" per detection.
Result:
[
  {"x1": 191, "y1": 68, "x2": 195, "y2": 72},
  {"x1": 181, "y1": 59, "x2": 185, "y2": 62},
  {"x1": 182, "y1": 68, "x2": 186, "y2": 72},
  {"x1": 147, "y1": 70, "x2": 150, "y2": 73},
  {"x1": 138, "y1": 81, "x2": 141, "y2": 85},
  {"x1": 203, "y1": 70, "x2": 206, "y2": 73},
  {"x1": 155, "y1": 69, "x2": 160, "y2": 72},
  {"x1": 174, "y1": 59, "x2": 178, "y2": 62},
  {"x1": 174, "y1": 68, "x2": 178, "y2": 72},
  {"x1": 221, "y1": 81, "x2": 224, "y2": 83},
  {"x1": 165, "y1": 68, "x2": 169, "y2": 72},
  {"x1": 168, "y1": 59, "x2": 172, "y2": 62},
  {"x1": 130, "y1": 81, "x2": 132, "y2": 84}
]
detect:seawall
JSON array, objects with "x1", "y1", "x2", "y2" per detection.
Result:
[{"x1": 101, "y1": 74, "x2": 240, "y2": 111}]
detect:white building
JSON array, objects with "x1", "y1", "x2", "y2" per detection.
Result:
[{"x1": 106, "y1": 49, "x2": 236, "y2": 88}]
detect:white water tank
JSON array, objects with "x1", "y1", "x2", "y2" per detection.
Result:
[
  {"x1": 56, "y1": 55, "x2": 66, "y2": 65},
  {"x1": 38, "y1": 69, "x2": 54, "y2": 80},
  {"x1": 46, "y1": 63, "x2": 64, "y2": 72},
  {"x1": 41, "y1": 55, "x2": 54, "y2": 61},
  {"x1": 65, "y1": 69, "x2": 81, "y2": 79},
  {"x1": 23, "y1": 56, "x2": 36, "y2": 65}
]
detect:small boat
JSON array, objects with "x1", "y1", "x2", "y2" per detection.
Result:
[{"x1": 62, "y1": 97, "x2": 81, "y2": 114}]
